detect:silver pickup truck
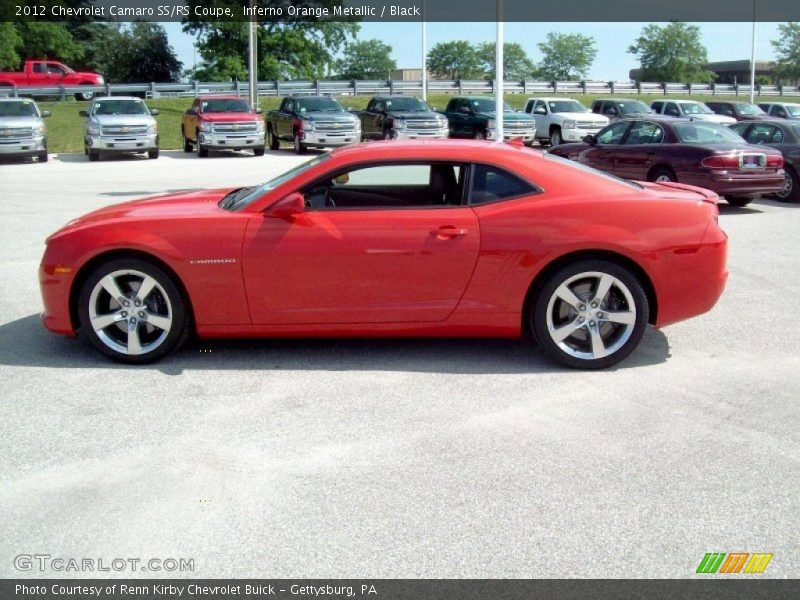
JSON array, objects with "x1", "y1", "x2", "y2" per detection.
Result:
[
  {"x1": 80, "y1": 96, "x2": 159, "y2": 161},
  {"x1": 0, "y1": 98, "x2": 50, "y2": 162}
]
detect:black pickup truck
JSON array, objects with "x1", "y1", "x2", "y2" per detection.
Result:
[
  {"x1": 265, "y1": 95, "x2": 361, "y2": 153},
  {"x1": 355, "y1": 96, "x2": 449, "y2": 140}
]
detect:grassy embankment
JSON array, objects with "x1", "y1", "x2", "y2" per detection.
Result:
[{"x1": 39, "y1": 92, "x2": 745, "y2": 154}]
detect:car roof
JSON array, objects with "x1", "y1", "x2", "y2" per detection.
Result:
[
  {"x1": 600, "y1": 98, "x2": 646, "y2": 102},
  {"x1": 527, "y1": 97, "x2": 579, "y2": 101},
  {"x1": 196, "y1": 95, "x2": 246, "y2": 101},
  {"x1": 0, "y1": 97, "x2": 37, "y2": 103},
  {"x1": 327, "y1": 139, "x2": 543, "y2": 161},
  {"x1": 92, "y1": 96, "x2": 143, "y2": 102},
  {"x1": 738, "y1": 118, "x2": 796, "y2": 126}
]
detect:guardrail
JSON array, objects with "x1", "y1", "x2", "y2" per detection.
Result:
[{"x1": 2, "y1": 79, "x2": 799, "y2": 100}]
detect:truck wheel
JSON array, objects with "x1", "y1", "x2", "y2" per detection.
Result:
[
  {"x1": 195, "y1": 140, "x2": 208, "y2": 158},
  {"x1": 268, "y1": 128, "x2": 279, "y2": 151},
  {"x1": 383, "y1": 129, "x2": 396, "y2": 141},
  {"x1": 253, "y1": 147, "x2": 265, "y2": 157},
  {"x1": 76, "y1": 86, "x2": 96, "y2": 101},
  {"x1": 182, "y1": 130, "x2": 192, "y2": 153},
  {"x1": 88, "y1": 150, "x2": 99, "y2": 162},
  {"x1": 148, "y1": 149, "x2": 159, "y2": 159},
  {"x1": 726, "y1": 196, "x2": 753, "y2": 208},
  {"x1": 473, "y1": 129, "x2": 486, "y2": 140},
  {"x1": 38, "y1": 150, "x2": 48, "y2": 163},
  {"x1": 549, "y1": 127, "x2": 562, "y2": 146},
  {"x1": 293, "y1": 133, "x2": 307, "y2": 154}
]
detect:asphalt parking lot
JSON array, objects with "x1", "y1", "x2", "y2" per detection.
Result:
[{"x1": 1, "y1": 149, "x2": 798, "y2": 578}]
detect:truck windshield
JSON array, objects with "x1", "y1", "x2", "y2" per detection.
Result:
[
  {"x1": 548, "y1": 100, "x2": 587, "y2": 113},
  {"x1": 201, "y1": 99, "x2": 251, "y2": 113},
  {"x1": 469, "y1": 98, "x2": 514, "y2": 113},
  {"x1": 679, "y1": 102, "x2": 713, "y2": 115},
  {"x1": 297, "y1": 97, "x2": 344, "y2": 112},
  {"x1": 736, "y1": 103, "x2": 765, "y2": 116},
  {"x1": 618, "y1": 101, "x2": 651, "y2": 114},
  {"x1": 786, "y1": 105, "x2": 800, "y2": 117},
  {"x1": 221, "y1": 154, "x2": 330, "y2": 211},
  {"x1": 92, "y1": 100, "x2": 149, "y2": 116},
  {"x1": 673, "y1": 123, "x2": 745, "y2": 144},
  {"x1": 0, "y1": 101, "x2": 39, "y2": 117},
  {"x1": 384, "y1": 98, "x2": 430, "y2": 112}
]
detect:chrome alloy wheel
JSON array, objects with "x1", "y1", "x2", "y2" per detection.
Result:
[
  {"x1": 545, "y1": 271, "x2": 636, "y2": 361},
  {"x1": 88, "y1": 269, "x2": 173, "y2": 356},
  {"x1": 655, "y1": 174, "x2": 672, "y2": 183},
  {"x1": 777, "y1": 171, "x2": 794, "y2": 199}
]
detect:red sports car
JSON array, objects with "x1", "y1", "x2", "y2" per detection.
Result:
[{"x1": 39, "y1": 140, "x2": 728, "y2": 369}]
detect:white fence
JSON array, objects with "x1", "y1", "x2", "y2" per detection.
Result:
[{"x1": 2, "y1": 79, "x2": 800, "y2": 100}]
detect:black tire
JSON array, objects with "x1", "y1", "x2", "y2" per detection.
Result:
[
  {"x1": 76, "y1": 87, "x2": 96, "y2": 101},
  {"x1": 77, "y1": 258, "x2": 189, "y2": 364},
  {"x1": 531, "y1": 259, "x2": 649, "y2": 369},
  {"x1": 197, "y1": 144, "x2": 209, "y2": 158},
  {"x1": 293, "y1": 132, "x2": 307, "y2": 154},
  {"x1": 648, "y1": 166, "x2": 676, "y2": 183},
  {"x1": 268, "y1": 127, "x2": 280, "y2": 150},
  {"x1": 182, "y1": 129, "x2": 192, "y2": 153},
  {"x1": 473, "y1": 129, "x2": 486, "y2": 140},
  {"x1": 38, "y1": 151, "x2": 48, "y2": 163},
  {"x1": 775, "y1": 166, "x2": 799, "y2": 203},
  {"x1": 383, "y1": 129, "x2": 394, "y2": 141},
  {"x1": 549, "y1": 127, "x2": 562, "y2": 147},
  {"x1": 88, "y1": 150, "x2": 99, "y2": 162},
  {"x1": 148, "y1": 149, "x2": 159, "y2": 159},
  {"x1": 84, "y1": 143, "x2": 89, "y2": 156},
  {"x1": 253, "y1": 146, "x2": 265, "y2": 157},
  {"x1": 726, "y1": 196, "x2": 753, "y2": 207}
]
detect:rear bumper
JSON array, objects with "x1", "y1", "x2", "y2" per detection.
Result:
[{"x1": 682, "y1": 170, "x2": 785, "y2": 197}]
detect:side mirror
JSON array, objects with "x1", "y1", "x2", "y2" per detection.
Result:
[
  {"x1": 583, "y1": 134, "x2": 596, "y2": 144},
  {"x1": 255, "y1": 107, "x2": 263, "y2": 114},
  {"x1": 534, "y1": 107, "x2": 547, "y2": 115},
  {"x1": 185, "y1": 108, "x2": 195, "y2": 115},
  {"x1": 41, "y1": 110, "x2": 51, "y2": 118},
  {"x1": 607, "y1": 108, "x2": 618, "y2": 116},
  {"x1": 265, "y1": 192, "x2": 305, "y2": 219},
  {"x1": 150, "y1": 108, "x2": 160, "y2": 116},
  {"x1": 79, "y1": 110, "x2": 88, "y2": 117}
]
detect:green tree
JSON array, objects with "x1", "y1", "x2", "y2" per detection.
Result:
[
  {"x1": 14, "y1": 22, "x2": 85, "y2": 65},
  {"x1": 0, "y1": 22, "x2": 22, "y2": 69},
  {"x1": 628, "y1": 22, "x2": 715, "y2": 83},
  {"x1": 337, "y1": 39, "x2": 396, "y2": 79},
  {"x1": 537, "y1": 32, "x2": 596, "y2": 81},
  {"x1": 771, "y1": 22, "x2": 800, "y2": 84},
  {"x1": 476, "y1": 42, "x2": 537, "y2": 81},
  {"x1": 426, "y1": 41, "x2": 483, "y2": 80}
]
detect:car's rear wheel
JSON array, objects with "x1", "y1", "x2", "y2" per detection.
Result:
[
  {"x1": 78, "y1": 258, "x2": 189, "y2": 364},
  {"x1": 726, "y1": 196, "x2": 753, "y2": 207},
  {"x1": 775, "y1": 166, "x2": 799, "y2": 202},
  {"x1": 648, "y1": 166, "x2": 676, "y2": 183},
  {"x1": 182, "y1": 129, "x2": 192, "y2": 152},
  {"x1": 531, "y1": 260, "x2": 649, "y2": 369}
]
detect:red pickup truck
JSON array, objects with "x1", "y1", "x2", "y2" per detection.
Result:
[
  {"x1": 181, "y1": 95, "x2": 265, "y2": 157},
  {"x1": 0, "y1": 60, "x2": 104, "y2": 101}
]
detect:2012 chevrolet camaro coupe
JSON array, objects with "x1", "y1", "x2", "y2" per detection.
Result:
[{"x1": 39, "y1": 141, "x2": 728, "y2": 369}]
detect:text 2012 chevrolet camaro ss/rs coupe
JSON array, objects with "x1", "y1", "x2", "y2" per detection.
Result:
[{"x1": 39, "y1": 140, "x2": 728, "y2": 369}]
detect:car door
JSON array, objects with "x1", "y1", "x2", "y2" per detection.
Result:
[
  {"x1": 614, "y1": 121, "x2": 665, "y2": 180},
  {"x1": 445, "y1": 99, "x2": 465, "y2": 137},
  {"x1": 241, "y1": 162, "x2": 480, "y2": 324},
  {"x1": 279, "y1": 98, "x2": 293, "y2": 139},
  {"x1": 579, "y1": 120, "x2": 631, "y2": 174},
  {"x1": 185, "y1": 99, "x2": 200, "y2": 140},
  {"x1": 532, "y1": 100, "x2": 548, "y2": 135}
]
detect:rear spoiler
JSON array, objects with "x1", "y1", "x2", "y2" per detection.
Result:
[{"x1": 640, "y1": 180, "x2": 719, "y2": 204}]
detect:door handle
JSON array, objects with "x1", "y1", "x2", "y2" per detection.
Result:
[{"x1": 431, "y1": 226, "x2": 467, "y2": 239}]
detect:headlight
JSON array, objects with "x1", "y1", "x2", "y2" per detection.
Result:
[
  {"x1": 88, "y1": 124, "x2": 100, "y2": 135},
  {"x1": 198, "y1": 122, "x2": 213, "y2": 133},
  {"x1": 487, "y1": 119, "x2": 496, "y2": 129},
  {"x1": 98, "y1": 77, "x2": 104, "y2": 85},
  {"x1": 302, "y1": 119, "x2": 315, "y2": 131},
  {"x1": 353, "y1": 118, "x2": 361, "y2": 130},
  {"x1": 147, "y1": 122, "x2": 158, "y2": 134},
  {"x1": 437, "y1": 117, "x2": 448, "y2": 127},
  {"x1": 33, "y1": 125, "x2": 45, "y2": 136},
  {"x1": 392, "y1": 118, "x2": 406, "y2": 130},
  {"x1": 563, "y1": 120, "x2": 577, "y2": 129},
  {"x1": 256, "y1": 120, "x2": 265, "y2": 132}
]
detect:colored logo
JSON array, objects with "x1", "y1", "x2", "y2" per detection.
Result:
[{"x1": 697, "y1": 552, "x2": 773, "y2": 574}]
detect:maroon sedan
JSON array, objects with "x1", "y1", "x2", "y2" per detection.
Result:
[{"x1": 547, "y1": 117, "x2": 784, "y2": 207}]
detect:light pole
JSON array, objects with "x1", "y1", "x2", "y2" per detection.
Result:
[
  {"x1": 248, "y1": 0, "x2": 258, "y2": 107},
  {"x1": 495, "y1": 0, "x2": 504, "y2": 141},
  {"x1": 421, "y1": 1, "x2": 427, "y2": 101},
  {"x1": 749, "y1": 0, "x2": 757, "y2": 104}
]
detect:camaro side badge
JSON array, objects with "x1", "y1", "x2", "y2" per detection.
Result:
[{"x1": 188, "y1": 258, "x2": 237, "y2": 265}]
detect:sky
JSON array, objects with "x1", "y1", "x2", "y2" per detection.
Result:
[{"x1": 163, "y1": 21, "x2": 783, "y2": 81}]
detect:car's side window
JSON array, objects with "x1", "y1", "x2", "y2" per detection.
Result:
[
  {"x1": 596, "y1": 121, "x2": 630, "y2": 145},
  {"x1": 603, "y1": 102, "x2": 618, "y2": 116},
  {"x1": 302, "y1": 163, "x2": 466, "y2": 210},
  {"x1": 729, "y1": 123, "x2": 750, "y2": 138},
  {"x1": 664, "y1": 102, "x2": 680, "y2": 117},
  {"x1": 525, "y1": 100, "x2": 534, "y2": 113},
  {"x1": 747, "y1": 124, "x2": 783, "y2": 144},
  {"x1": 469, "y1": 164, "x2": 538, "y2": 206},
  {"x1": 591, "y1": 101, "x2": 602, "y2": 114},
  {"x1": 718, "y1": 104, "x2": 734, "y2": 116},
  {"x1": 771, "y1": 105, "x2": 786, "y2": 117},
  {"x1": 651, "y1": 101, "x2": 664, "y2": 113},
  {"x1": 624, "y1": 121, "x2": 663, "y2": 145}
]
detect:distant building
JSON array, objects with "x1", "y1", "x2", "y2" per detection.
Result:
[
  {"x1": 391, "y1": 68, "x2": 424, "y2": 81},
  {"x1": 629, "y1": 60, "x2": 777, "y2": 84}
]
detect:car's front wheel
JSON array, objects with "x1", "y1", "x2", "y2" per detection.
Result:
[
  {"x1": 531, "y1": 260, "x2": 649, "y2": 369},
  {"x1": 549, "y1": 128, "x2": 562, "y2": 146},
  {"x1": 726, "y1": 196, "x2": 753, "y2": 207},
  {"x1": 78, "y1": 258, "x2": 189, "y2": 364}
]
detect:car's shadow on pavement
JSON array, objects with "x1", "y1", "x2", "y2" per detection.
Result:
[{"x1": 0, "y1": 314, "x2": 671, "y2": 375}]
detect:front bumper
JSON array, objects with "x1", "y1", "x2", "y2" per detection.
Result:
[
  {"x1": 87, "y1": 133, "x2": 158, "y2": 153},
  {"x1": 394, "y1": 127, "x2": 449, "y2": 140},
  {"x1": 682, "y1": 170, "x2": 785, "y2": 197},
  {"x1": 0, "y1": 136, "x2": 46, "y2": 155},
  {"x1": 489, "y1": 128, "x2": 537, "y2": 142},
  {"x1": 561, "y1": 127, "x2": 603, "y2": 142},
  {"x1": 301, "y1": 129, "x2": 360, "y2": 147},
  {"x1": 199, "y1": 132, "x2": 265, "y2": 149},
  {"x1": 39, "y1": 261, "x2": 75, "y2": 337}
]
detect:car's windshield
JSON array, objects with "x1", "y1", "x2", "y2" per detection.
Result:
[
  {"x1": 202, "y1": 99, "x2": 251, "y2": 113},
  {"x1": 467, "y1": 98, "x2": 514, "y2": 113},
  {"x1": 679, "y1": 102, "x2": 713, "y2": 115},
  {"x1": 736, "y1": 103, "x2": 765, "y2": 116},
  {"x1": 673, "y1": 122, "x2": 745, "y2": 144},
  {"x1": 544, "y1": 153, "x2": 642, "y2": 189},
  {"x1": 548, "y1": 100, "x2": 588, "y2": 113},
  {"x1": 0, "y1": 100, "x2": 39, "y2": 117},
  {"x1": 222, "y1": 154, "x2": 330, "y2": 211},
  {"x1": 92, "y1": 100, "x2": 149, "y2": 116},
  {"x1": 618, "y1": 101, "x2": 651, "y2": 114},
  {"x1": 297, "y1": 97, "x2": 344, "y2": 113},
  {"x1": 786, "y1": 104, "x2": 800, "y2": 117},
  {"x1": 385, "y1": 97, "x2": 430, "y2": 112}
]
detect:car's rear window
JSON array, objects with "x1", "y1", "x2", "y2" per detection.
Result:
[
  {"x1": 673, "y1": 123, "x2": 744, "y2": 144},
  {"x1": 543, "y1": 153, "x2": 642, "y2": 189}
]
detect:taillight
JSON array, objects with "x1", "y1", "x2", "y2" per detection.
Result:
[
  {"x1": 766, "y1": 154, "x2": 784, "y2": 168},
  {"x1": 701, "y1": 154, "x2": 741, "y2": 169}
]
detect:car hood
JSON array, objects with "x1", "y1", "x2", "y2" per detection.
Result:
[
  {"x1": 90, "y1": 114, "x2": 155, "y2": 126},
  {"x1": 200, "y1": 113, "x2": 262, "y2": 123},
  {"x1": 0, "y1": 116, "x2": 41, "y2": 128},
  {"x1": 689, "y1": 113, "x2": 737, "y2": 124},
  {"x1": 554, "y1": 112, "x2": 607, "y2": 123},
  {"x1": 302, "y1": 112, "x2": 358, "y2": 123},
  {"x1": 387, "y1": 111, "x2": 443, "y2": 120},
  {"x1": 52, "y1": 188, "x2": 232, "y2": 236},
  {"x1": 476, "y1": 112, "x2": 534, "y2": 122}
]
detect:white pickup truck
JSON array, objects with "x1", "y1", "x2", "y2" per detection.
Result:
[
  {"x1": 650, "y1": 100, "x2": 736, "y2": 124},
  {"x1": 522, "y1": 97, "x2": 609, "y2": 146}
]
